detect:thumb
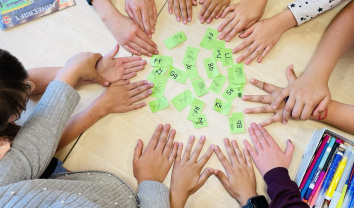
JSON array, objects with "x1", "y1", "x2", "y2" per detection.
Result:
[
  {"x1": 284, "y1": 139, "x2": 295, "y2": 159},
  {"x1": 286, "y1": 65, "x2": 297, "y2": 84},
  {"x1": 197, "y1": 168, "x2": 215, "y2": 189},
  {"x1": 214, "y1": 169, "x2": 230, "y2": 188},
  {"x1": 133, "y1": 139, "x2": 143, "y2": 163},
  {"x1": 95, "y1": 73, "x2": 110, "y2": 86},
  {"x1": 105, "y1": 44, "x2": 120, "y2": 59},
  {"x1": 312, "y1": 96, "x2": 330, "y2": 117}
]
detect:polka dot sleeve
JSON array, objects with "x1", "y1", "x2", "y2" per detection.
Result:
[{"x1": 287, "y1": 0, "x2": 346, "y2": 25}]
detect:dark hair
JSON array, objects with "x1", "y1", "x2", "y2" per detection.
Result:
[{"x1": 0, "y1": 49, "x2": 30, "y2": 141}]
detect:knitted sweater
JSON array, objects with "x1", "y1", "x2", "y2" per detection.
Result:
[{"x1": 0, "y1": 81, "x2": 170, "y2": 208}]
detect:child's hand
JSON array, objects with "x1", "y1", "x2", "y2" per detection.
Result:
[
  {"x1": 233, "y1": 10, "x2": 297, "y2": 64},
  {"x1": 244, "y1": 123, "x2": 294, "y2": 177},
  {"x1": 218, "y1": 0, "x2": 266, "y2": 41},
  {"x1": 56, "y1": 52, "x2": 108, "y2": 87},
  {"x1": 198, "y1": 0, "x2": 230, "y2": 24},
  {"x1": 242, "y1": 65, "x2": 296, "y2": 126},
  {"x1": 97, "y1": 45, "x2": 147, "y2": 83},
  {"x1": 170, "y1": 136, "x2": 214, "y2": 208},
  {"x1": 105, "y1": 14, "x2": 158, "y2": 57},
  {"x1": 125, "y1": 0, "x2": 157, "y2": 37},
  {"x1": 133, "y1": 124, "x2": 178, "y2": 184},
  {"x1": 214, "y1": 139, "x2": 257, "y2": 206},
  {"x1": 168, "y1": 0, "x2": 197, "y2": 24},
  {"x1": 96, "y1": 79, "x2": 153, "y2": 115},
  {"x1": 272, "y1": 66, "x2": 331, "y2": 124}
]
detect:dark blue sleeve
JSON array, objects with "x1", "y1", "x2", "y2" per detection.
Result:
[
  {"x1": 264, "y1": 167, "x2": 309, "y2": 208},
  {"x1": 87, "y1": 0, "x2": 92, "y2": 5}
]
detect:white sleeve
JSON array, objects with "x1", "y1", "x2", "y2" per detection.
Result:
[{"x1": 288, "y1": 0, "x2": 348, "y2": 25}]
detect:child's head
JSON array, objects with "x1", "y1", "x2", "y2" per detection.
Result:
[{"x1": 0, "y1": 49, "x2": 34, "y2": 141}]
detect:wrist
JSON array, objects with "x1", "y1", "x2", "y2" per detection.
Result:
[
  {"x1": 273, "y1": 9, "x2": 297, "y2": 33},
  {"x1": 93, "y1": 0, "x2": 123, "y2": 24},
  {"x1": 91, "y1": 97, "x2": 110, "y2": 118},
  {"x1": 238, "y1": 192, "x2": 257, "y2": 206},
  {"x1": 54, "y1": 67, "x2": 80, "y2": 87},
  {"x1": 170, "y1": 190, "x2": 188, "y2": 208}
]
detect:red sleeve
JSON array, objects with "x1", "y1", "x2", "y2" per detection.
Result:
[{"x1": 264, "y1": 167, "x2": 309, "y2": 208}]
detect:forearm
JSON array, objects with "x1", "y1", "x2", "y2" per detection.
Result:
[
  {"x1": 170, "y1": 192, "x2": 188, "y2": 208},
  {"x1": 304, "y1": 1, "x2": 354, "y2": 82},
  {"x1": 138, "y1": 181, "x2": 170, "y2": 208},
  {"x1": 271, "y1": 9, "x2": 297, "y2": 34},
  {"x1": 92, "y1": 0, "x2": 123, "y2": 24},
  {"x1": 265, "y1": 167, "x2": 308, "y2": 208},
  {"x1": 56, "y1": 99, "x2": 107, "y2": 151},
  {"x1": 28, "y1": 67, "x2": 61, "y2": 94},
  {"x1": 28, "y1": 67, "x2": 94, "y2": 95},
  {"x1": 311, "y1": 100, "x2": 354, "y2": 135}
]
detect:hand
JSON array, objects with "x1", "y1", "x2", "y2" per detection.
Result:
[
  {"x1": 242, "y1": 65, "x2": 298, "y2": 126},
  {"x1": 56, "y1": 52, "x2": 108, "y2": 87},
  {"x1": 170, "y1": 135, "x2": 214, "y2": 208},
  {"x1": 214, "y1": 139, "x2": 256, "y2": 206},
  {"x1": 125, "y1": 0, "x2": 157, "y2": 37},
  {"x1": 133, "y1": 124, "x2": 178, "y2": 184},
  {"x1": 168, "y1": 0, "x2": 197, "y2": 24},
  {"x1": 243, "y1": 123, "x2": 295, "y2": 177},
  {"x1": 233, "y1": 10, "x2": 297, "y2": 64},
  {"x1": 198, "y1": 0, "x2": 230, "y2": 24},
  {"x1": 105, "y1": 13, "x2": 158, "y2": 57},
  {"x1": 96, "y1": 80, "x2": 153, "y2": 115},
  {"x1": 272, "y1": 66, "x2": 331, "y2": 123},
  {"x1": 218, "y1": 0, "x2": 267, "y2": 41},
  {"x1": 96, "y1": 45, "x2": 147, "y2": 82}
]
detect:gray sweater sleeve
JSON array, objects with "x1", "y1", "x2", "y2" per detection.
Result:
[
  {"x1": 288, "y1": 0, "x2": 346, "y2": 25},
  {"x1": 0, "y1": 81, "x2": 80, "y2": 186},
  {"x1": 138, "y1": 180, "x2": 170, "y2": 208}
]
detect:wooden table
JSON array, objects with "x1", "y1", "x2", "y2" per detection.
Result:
[{"x1": 1, "y1": 0, "x2": 353, "y2": 207}]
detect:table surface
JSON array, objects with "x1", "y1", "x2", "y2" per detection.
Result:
[{"x1": 2, "y1": 0, "x2": 354, "y2": 207}]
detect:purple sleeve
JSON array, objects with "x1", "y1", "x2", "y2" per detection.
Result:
[{"x1": 264, "y1": 167, "x2": 309, "y2": 208}]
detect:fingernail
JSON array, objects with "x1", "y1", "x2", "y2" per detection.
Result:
[
  {"x1": 177, "y1": 17, "x2": 180, "y2": 21},
  {"x1": 149, "y1": 53, "x2": 153, "y2": 57},
  {"x1": 188, "y1": 17, "x2": 191, "y2": 21},
  {"x1": 149, "y1": 83, "x2": 154, "y2": 87},
  {"x1": 148, "y1": 90, "x2": 152, "y2": 94},
  {"x1": 200, "y1": 136, "x2": 205, "y2": 141},
  {"x1": 142, "y1": 102, "x2": 146, "y2": 106},
  {"x1": 154, "y1": 45, "x2": 157, "y2": 49},
  {"x1": 104, "y1": 82, "x2": 109, "y2": 86},
  {"x1": 137, "y1": 140, "x2": 141, "y2": 144},
  {"x1": 282, "y1": 120, "x2": 288, "y2": 124},
  {"x1": 223, "y1": 138, "x2": 228, "y2": 143},
  {"x1": 257, "y1": 124, "x2": 262, "y2": 128},
  {"x1": 210, "y1": 144, "x2": 214, "y2": 148},
  {"x1": 189, "y1": 136, "x2": 194, "y2": 141},
  {"x1": 152, "y1": 29, "x2": 155, "y2": 33},
  {"x1": 288, "y1": 139, "x2": 292, "y2": 143},
  {"x1": 273, "y1": 105, "x2": 276, "y2": 109},
  {"x1": 144, "y1": 80, "x2": 148, "y2": 84},
  {"x1": 244, "y1": 109, "x2": 249, "y2": 113},
  {"x1": 179, "y1": 142, "x2": 183, "y2": 147}
]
